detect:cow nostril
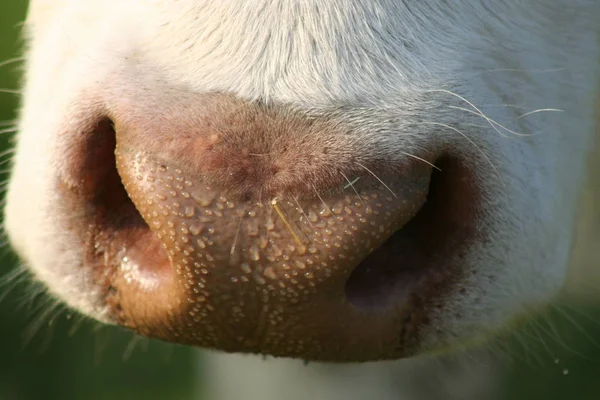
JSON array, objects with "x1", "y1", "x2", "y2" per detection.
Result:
[
  {"x1": 76, "y1": 118, "x2": 148, "y2": 236},
  {"x1": 59, "y1": 117, "x2": 174, "y2": 324},
  {"x1": 345, "y1": 156, "x2": 479, "y2": 311},
  {"x1": 84, "y1": 119, "x2": 141, "y2": 224}
]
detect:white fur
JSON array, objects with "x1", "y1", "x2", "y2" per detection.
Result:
[{"x1": 4, "y1": 1, "x2": 600, "y2": 399}]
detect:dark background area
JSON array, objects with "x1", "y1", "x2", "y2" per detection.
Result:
[{"x1": 1, "y1": 2, "x2": 599, "y2": 400}]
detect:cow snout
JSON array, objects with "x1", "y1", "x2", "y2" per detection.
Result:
[{"x1": 57, "y1": 93, "x2": 478, "y2": 361}]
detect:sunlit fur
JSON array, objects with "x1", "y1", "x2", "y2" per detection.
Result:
[{"x1": 3, "y1": 1, "x2": 600, "y2": 399}]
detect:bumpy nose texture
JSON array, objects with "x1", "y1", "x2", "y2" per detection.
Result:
[{"x1": 107, "y1": 94, "x2": 434, "y2": 361}]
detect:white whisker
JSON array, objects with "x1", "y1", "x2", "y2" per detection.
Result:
[
  {"x1": 312, "y1": 185, "x2": 335, "y2": 216},
  {"x1": 418, "y1": 121, "x2": 504, "y2": 184},
  {"x1": 229, "y1": 204, "x2": 246, "y2": 257},
  {"x1": 0, "y1": 56, "x2": 24, "y2": 69},
  {"x1": 429, "y1": 89, "x2": 529, "y2": 138},
  {"x1": 339, "y1": 171, "x2": 365, "y2": 208},
  {"x1": 449, "y1": 105, "x2": 533, "y2": 137},
  {"x1": 517, "y1": 108, "x2": 563, "y2": 119},
  {"x1": 355, "y1": 162, "x2": 397, "y2": 198},
  {"x1": 0, "y1": 127, "x2": 18, "y2": 135},
  {"x1": 292, "y1": 195, "x2": 314, "y2": 230},
  {"x1": 0, "y1": 88, "x2": 21, "y2": 95},
  {"x1": 401, "y1": 152, "x2": 441, "y2": 171}
]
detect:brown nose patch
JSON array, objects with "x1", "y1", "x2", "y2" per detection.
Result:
[
  {"x1": 113, "y1": 143, "x2": 430, "y2": 360},
  {"x1": 93, "y1": 93, "x2": 441, "y2": 361}
]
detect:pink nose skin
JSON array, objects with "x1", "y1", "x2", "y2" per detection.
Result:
[{"x1": 60, "y1": 93, "x2": 478, "y2": 362}]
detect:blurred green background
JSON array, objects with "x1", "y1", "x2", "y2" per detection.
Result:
[{"x1": 1, "y1": 2, "x2": 599, "y2": 400}]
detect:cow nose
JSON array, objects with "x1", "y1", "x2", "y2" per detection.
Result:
[{"x1": 81, "y1": 93, "x2": 475, "y2": 362}]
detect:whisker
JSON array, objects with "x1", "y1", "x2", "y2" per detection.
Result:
[
  {"x1": 476, "y1": 67, "x2": 565, "y2": 74},
  {"x1": 271, "y1": 197, "x2": 307, "y2": 247},
  {"x1": 400, "y1": 152, "x2": 442, "y2": 171},
  {"x1": 0, "y1": 154, "x2": 16, "y2": 167},
  {"x1": 0, "y1": 56, "x2": 25, "y2": 69},
  {"x1": 0, "y1": 88, "x2": 21, "y2": 95},
  {"x1": 22, "y1": 299, "x2": 63, "y2": 349},
  {"x1": 551, "y1": 303, "x2": 600, "y2": 350},
  {"x1": 519, "y1": 323, "x2": 559, "y2": 362},
  {"x1": 456, "y1": 105, "x2": 563, "y2": 120},
  {"x1": 517, "y1": 108, "x2": 563, "y2": 119},
  {"x1": 355, "y1": 162, "x2": 397, "y2": 198},
  {"x1": 312, "y1": 185, "x2": 335, "y2": 216},
  {"x1": 556, "y1": 301, "x2": 600, "y2": 330},
  {"x1": 538, "y1": 312, "x2": 596, "y2": 362},
  {"x1": 339, "y1": 171, "x2": 365, "y2": 208},
  {"x1": 292, "y1": 196, "x2": 314, "y2": 230},
  {"x1": 0, "y1": 127, "x2": 18, "y2": 135},
  {"x1": 428, "y1": 88, "x2": 528, "y2": 138},
  {"x1": 418, "y1": 121, "x2": 504, "y2": 185},
  {"x1": 343, "y1": 176, "x2": 360, "y2": 190},
  {"x1": 229, "y1": 204, "x2": 247, "y2": 258},
  {"x1": 0, "y1": 267, "x2": 28, "y2": 303},
  {"x1": 122, "y1": 335, "x2": 144, "y2": 362},
  {"x1": 449, "y1": 106, "x2": 533, "y2": 137},
  {"x1": 66, "y1": 313, "x2": 88, "y2": 337}
]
